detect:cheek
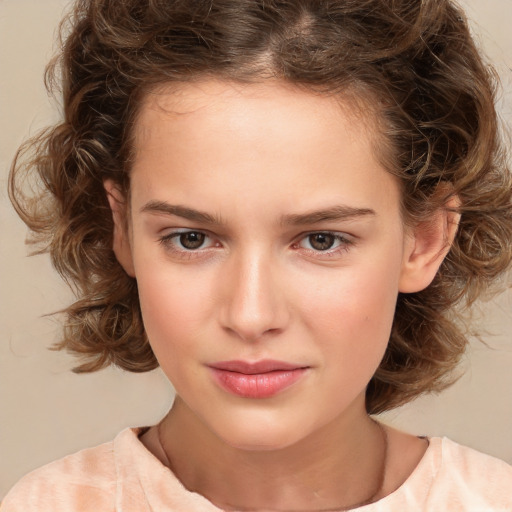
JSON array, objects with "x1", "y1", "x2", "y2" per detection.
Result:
[
  {"x1": 301, "y1": 265, "x2": 399, "y2": 332},
  {"x1": 296, "y1": 255, "x2": 401, "y2": 370},
  {"x1": 135, "y1": 265, "x2": 215, "y2": 359}
]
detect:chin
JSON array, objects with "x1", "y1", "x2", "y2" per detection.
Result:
[{"x1": 211, "y1": 415, "x2": 313, "y2": 452}]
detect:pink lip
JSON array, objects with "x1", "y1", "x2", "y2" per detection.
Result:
[{"x1": 208, "y1": 360, "x2": 309, "y2": 399}]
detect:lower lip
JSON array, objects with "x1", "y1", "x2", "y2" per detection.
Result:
[{"x1": 210, "y1": 368, "x2": 307, "y2": 399}]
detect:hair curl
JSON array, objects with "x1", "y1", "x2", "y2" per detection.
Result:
[{"x1": 9, "y1": 0, "x2": 512, "y2": 414}]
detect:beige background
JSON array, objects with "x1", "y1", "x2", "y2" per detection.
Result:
[{"x1": 1, "y1": 0, "x2": 511, "y2": 499}]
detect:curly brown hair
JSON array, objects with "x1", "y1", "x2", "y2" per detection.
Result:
[{"x1": 9, "y1": 0, "x2": 512, "y2": 414}]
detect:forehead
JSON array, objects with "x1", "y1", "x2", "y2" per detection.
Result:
[
  {"x1": 134, "y1": 79, "x2": 380, "y2": 150},
  {"x1": 129, "y1": 79, "x2": 400, "y2": 224}
]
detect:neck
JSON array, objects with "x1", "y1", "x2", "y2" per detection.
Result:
[{"x1": 157, "y1": 396, "x2": 388, "y2": 511}]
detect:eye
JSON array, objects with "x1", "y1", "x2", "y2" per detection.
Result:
[
  {"x1": 178, "y1": 231, "x2": 207, "y2": 250},
  {"x1": 159, "y1": 230, "x2": 215, "y2": 251},
  {"x1": 305, "y1": 233, "x2": 336, "y2": 251},
  {"x1": 294, "y1": 231, "x2": 353, "y2": 253}
]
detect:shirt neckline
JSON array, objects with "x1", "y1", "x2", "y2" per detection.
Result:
[{"x1": 114, "y1": 427, "x2": 442, "y2": 511}]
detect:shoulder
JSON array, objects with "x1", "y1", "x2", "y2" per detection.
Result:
[
  {"x1": 374, "y1": 432, "x2": 512, "y2": 511},
  {"x1": 427, "y1": 437, "x2": 512, "y2": 510},
  {"x1": 0, "y1": 429, "x2": 141, "y2": 512}
]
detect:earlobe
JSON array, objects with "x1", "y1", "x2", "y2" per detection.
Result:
[
  {"x1": 104, "y1": 179, "x2": 136, "y2": 277},
  {"x1": 399, "y1": 195, "x2": 460, "y2": 293}
]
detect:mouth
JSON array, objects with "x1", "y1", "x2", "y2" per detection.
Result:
[{"x1": 208, "y1": 360, "x2": 309, "y2": 399}]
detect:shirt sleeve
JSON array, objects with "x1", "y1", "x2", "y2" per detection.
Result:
[{"x1": 1, "y1": 442, "x2": 116, "y2": 512}]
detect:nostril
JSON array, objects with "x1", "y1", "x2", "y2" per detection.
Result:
[{"x1": 222, "y1": 323, "x2": 283, "y2": 343}]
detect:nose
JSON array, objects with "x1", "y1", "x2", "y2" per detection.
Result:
[{"x1": 219, "y1": 250, "x2": 289, "y2": 342}]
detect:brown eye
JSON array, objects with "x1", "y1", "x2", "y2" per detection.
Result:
[
  {"x1": 308, "y1": 233, "x2": 336, "y2": 251},
  {"x1": 179, "y1": 232, "x2": 206, "y2": 249}
]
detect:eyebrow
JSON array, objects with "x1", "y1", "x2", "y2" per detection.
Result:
[
  {"x1": 140, "y1": 201, "x2": 225, "y2": 225},
  {"x1": 281, "y1": 206, "x2": 376, "y2": 226},
  {"x1": 141, "y1": 200, "x2": 376, "y2": 227}
]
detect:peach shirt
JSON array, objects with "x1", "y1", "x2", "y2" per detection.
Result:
[{"x1": 2, "y1": 427, "x2": 512, "y2": 511}]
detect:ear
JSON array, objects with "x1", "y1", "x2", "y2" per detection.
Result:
[
  {"x1": 104, "y1": 179, "x2": 136, "y2": 277},
  {"x1": 399, "y1": 195, "x2": 460, "y2": 293}
]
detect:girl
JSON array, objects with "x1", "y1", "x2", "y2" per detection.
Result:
[{"x1": 3, "y1": 0, "x2": 512, "y2": 510}]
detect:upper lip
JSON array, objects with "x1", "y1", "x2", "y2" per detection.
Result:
[{"x1": 208, "y1": 360, "x2": 307, "y2": 374}]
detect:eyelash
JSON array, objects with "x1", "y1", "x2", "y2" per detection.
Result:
[
  {"x1": 158, "y1": 230, "x2": 354, "y2": 259},
  {"x1": 158, "y1": 230, "x2": 219, "y2": 260},
  {"x1": 293, "y1": 232, "x2": 354, "y2": 255}
]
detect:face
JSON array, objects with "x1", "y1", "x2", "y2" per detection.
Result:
[{"x1": 116, "y1": 80, "x2": 417, "y2": 450}]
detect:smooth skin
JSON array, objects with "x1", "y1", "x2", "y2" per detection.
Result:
[{"x1": 105, "y1": 80, "x2": 459, "y2": 511}]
